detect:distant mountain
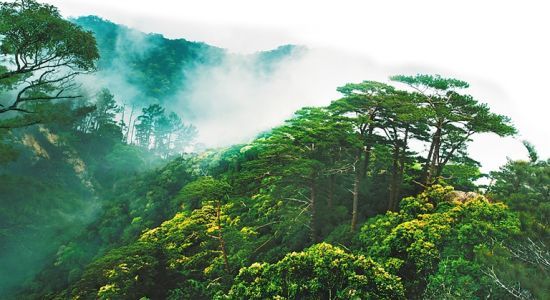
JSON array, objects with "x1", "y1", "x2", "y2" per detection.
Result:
[{"x1": 71, "y1": 16, "x2": 302, "y2": 106}]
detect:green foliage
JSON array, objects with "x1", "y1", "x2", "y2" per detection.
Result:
[
  {"x1": 244, "y1": 107, "x2": 359, "y2": 240},
  {"x1": 0, "y1": 15, "x2": 537, "y2": 298},
  {"x1": 390, "y1": 74, "x2": 469, "y2": 90},
  {"x1": 0, "y1": 132, "x2": 19, "y2": 163},
  {"x1": 228, "y1": 243, "x2": 405, "y2": 299},
  {"x1": 485, "y1": 146, "x2": 550, "y2": 299},
  {"x1": 522, "y1": 140, "x2": 539, "y2": 163},
  {"x1": 72, "y1": 15, "x2": 223, "y2": 101},
  {"x1": 71, "y1": 16, "x2": 298, "y2": 105},
  {"x1": 79, "y1": 88, "x2": 121, "y2": 133},
  {"x1": 359, "y1": 185, "x2": 521, "y2": 298},
  {"x1": 0, "y1": 0, "x2": 98, "y2": 127},
  {"x1": 476, "y1": 241, "x2": 549, "y2": 300},
  {"x1": 71, "y1": 242, "x2": 161, "y2": 300},
  {"x1": 174, "y1": 176, "x2": 231, "y2": 210},
  {"x1": 0, "y1": 171, "x2": 93, "y2": 295},
  {"x1": 423, "y1": 258, "x2": 492, "y2": 300},
  {"x1": 133, "y1": 103, "x2": 197, "y2": 156},
  {"x1": 390, "y1": 74, "x2": 516, "y2": 186},
  {"x1": 0, "y1": 99, "x2": 192, "y2": 297},
  {"x1": 489, "y1": 152, "x2": 549, "y2": 239},
  {"x1": 0, "y1": 0, "x2": 97, "y2": 70},
  {"x1": 67, "y1": 203, "x2": 253, "y2": 299},
  {"x1": 440, "y1": 161, "x2": 484, "y2": 191}
]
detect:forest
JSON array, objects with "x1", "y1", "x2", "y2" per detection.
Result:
[{"x1": 0, "y1": 1, "x2": 548, "y2": 299}]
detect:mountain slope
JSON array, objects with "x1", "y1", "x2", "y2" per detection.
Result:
[{"x1": 72, "y1": 16, "x2": 302, "y2": 106}]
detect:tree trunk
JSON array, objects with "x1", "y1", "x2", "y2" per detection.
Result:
[
  {"x1": 327, "y1": 174, "x2": 334, "y2": 209},
  {"x1": 395, "y1": 134, "x2": 408, "y2": 210},
  {"x1": 434, "y1": 133, "x2": 472, "y2": 178},
  {"x1": 83, "y1": 115, "x2": 93, "y2": 133},
  {"x1": 429, "y1": 128, "x2": 442, "y2": 185},
  {"x1": 351, "y1": 151, "x2": 361, "y2": 232},
  {"x1": 128, "y1": 118, "x2": 136, "y2": 144},
  {"x1": 362, "y1": 127, "x2": 375, "y2": 179},
  {"x1": 216, "y1": 201, "x2": 230, "y2": 273},
  {"x1": 422, "y1": 122, "x2": 442, "y2": 186},
  {"x1": 388, "y1": 144, "x2": 400, "y2": 211},
  {"x1": 419, "y1": 139, "x2": 435, "y2": 188},
  {"x1": 125, "y1": 105, "x2": 135, "y2": 143},
  {"x1": 362, "y1": 144, "x2": 373, "y2": 182},
  {"x1": 309, "y1": 179, "x2": 317, "y2": 242},
  {"x1": 120, "y1": 103, "x2": 126, "y2": 136}
]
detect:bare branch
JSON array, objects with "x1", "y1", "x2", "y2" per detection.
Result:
[{"x1": 482, "y1": 267, "x2": 534, "y2": 300}]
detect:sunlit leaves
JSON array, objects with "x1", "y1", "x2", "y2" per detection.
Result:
[
  {"x1": 359, "y1": 185, "x2": 520, "y2": 297},
  {"x1": 228, "y1": 243, "x2": 405, "y2": 299}
]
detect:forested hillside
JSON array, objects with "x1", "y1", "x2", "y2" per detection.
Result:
[
  {"x1": 71, "y1": 15, "x2": 301, "y2": 107},
  {"x1": 1, "y1": 1, "x2": 548, "y2": 299}
]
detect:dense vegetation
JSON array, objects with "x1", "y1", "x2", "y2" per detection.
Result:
[{"x1": 1, "y1": 1, "x2": 548, "y2": 299}]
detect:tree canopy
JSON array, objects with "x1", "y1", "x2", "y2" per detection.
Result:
[
  {"x1": 0, "y1": 0, "x2": 99, "y2": 128},
  {"x1": 0, "y1": 2, "x2": 545, "y2": 298}
]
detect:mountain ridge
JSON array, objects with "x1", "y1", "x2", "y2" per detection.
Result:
[{"x1": 71, "y1": 16, "x2": 303, "y2": 107}]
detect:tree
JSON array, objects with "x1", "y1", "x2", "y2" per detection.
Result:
[
  {"x1": 155, "y1": 112, "x2": 197, "y2": 157},
  {"x1": 330, "y1": 82, "x2": 384, "y2": 230},
  {"x1": 91, "y1": 89, "x2": 120, "y2": 131},
  {"x1": 70, "y1": 242, "x2": 161, "y2": 300},
  {"x1": 133, "y1": 104, "x2": 196, "y2": 156},
  {"x1": 79, "y1": 88, "x2": 121, "y2": 133},
  {"x1": 0, "y1": 0, "x2": 98, "y2": 128},
  {"x1": 489, "y1": 142, "x2": 549, "y2": 239},
  {"x1": 248, "y1": 107, "x2": 357, "y2": 241},
  {"x1": 228, "y1": 243, "x2": 405, "y2": 299},
  {"x1": 522, "y1": 140, "x2": 538, "y2": 163},
  {"x1": 173, "y1": 176, "x2": 231, "y2": 211},
  {"x1": 134, "y1": 104, "x2": 164, "y2": 149},
  {"x1": 170, "y1": 113, "x2": 197, "y2": 152},
  {"x1": 330, "y1": 81, "x2": 413, "y2": 228},
  {"x1": 359, "y1": 185, "x2": 520, "y2": 298},
  {"x1": 390, "y1": 74, "x2": 516, "y2": 187},
  {"x1": 375, "y1": 90, "x2": 428, "y2": 211},
  {"x1": 154, "y1": 112, "x2": 172, "y2": 156}
]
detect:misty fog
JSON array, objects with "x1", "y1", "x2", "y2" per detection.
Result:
[{"x1": 80, "y1": 29, "x2": 525, "y2": 173}]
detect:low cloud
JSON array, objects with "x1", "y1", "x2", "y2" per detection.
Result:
[{"x1": 171, "y1": 47, "x2": 386, "y2": 147}]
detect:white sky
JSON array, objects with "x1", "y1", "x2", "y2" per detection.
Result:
[{"x1": 41, "y1": 0, "x2": 549, "y2": 172}]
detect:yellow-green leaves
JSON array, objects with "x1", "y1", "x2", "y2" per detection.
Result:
[
  {"x1": 229, "y1": 243, "x2": 405, "y2": 300},
  {"x1": 359, "y1": 185, "x2": 521, "y2": 297}
]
